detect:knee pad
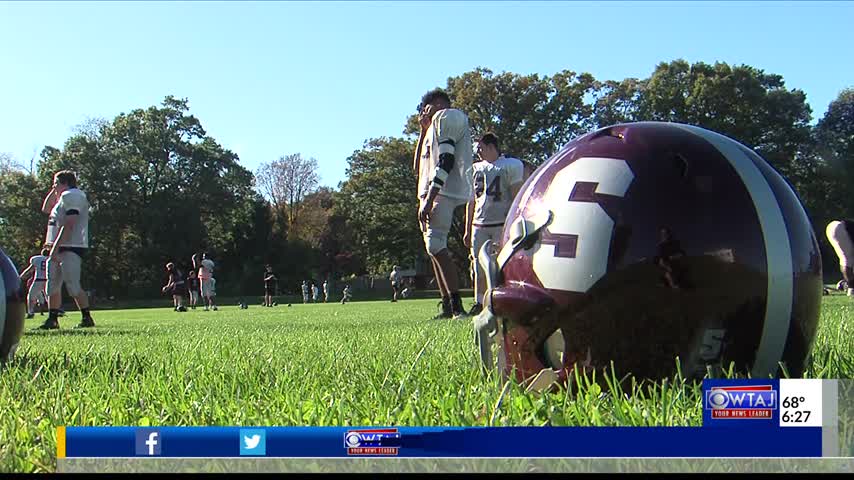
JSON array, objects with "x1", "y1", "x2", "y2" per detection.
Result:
[
  {"x1": 65, "y1": 279, "x2": 83, "y2": 298},
  {"x1": 46, "y1": 278, "x2": 62, "y2": 296},
  {"x1": 426, "y1": 233, "x2": 448, "y2": 256}
]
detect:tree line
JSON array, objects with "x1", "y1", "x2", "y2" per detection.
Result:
[{"x1": 1, "y1": 59, "x2": 852, "y2": 300}]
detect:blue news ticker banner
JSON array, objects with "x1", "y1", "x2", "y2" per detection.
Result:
[
  {"x1": 62, "y1": 379, "x2": 823, "y2": 458},
  {"x1": 64, "y1": 425, "x2": 821, "y2": 458}
]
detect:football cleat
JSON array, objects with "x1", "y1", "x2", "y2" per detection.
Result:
[
  {"x1": 475, "y1": 122, "x2": 822, "y2": 391},
  {"x1": 1, "y1": 248, "x2": 26, "y2": 362},
  {"x1": 34, "y1": 320, "x2": 59, "y2": 331},
  {"x1": 432, "y1": 299, "x2": 452, "y2": 320},
  {"x1": 75, "y1": 317, "x2": 96, "y2": 329}
]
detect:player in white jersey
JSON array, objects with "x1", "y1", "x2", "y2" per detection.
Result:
[
  {"x1": 301, "y1": 280, "x2": 310, "y2": 303},
  {"x1": 36, "y1": 170, "x2": 96, "y2": 329},
  {"x1": 18, "y1": 248, "x2": 50, "y2": 318},
  {"x1": 413, "y1": 88, "x2": 473, "y2": 319},
  {"x1": 193, "y1": 252, "x2": 218, "y2": 311},
  {"x1": 389, "y1": 265, "x2": 401, "y2": 302},
  {"x1": 464, "y1": 133, "x2": 525, "y2": 315},
  {"x1": 826, "y1": 219, "x2": 854, "y2": 297}
]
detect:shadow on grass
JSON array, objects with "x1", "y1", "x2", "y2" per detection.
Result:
[
  {"x1": 3, "y1": 349, "x2": 156, "y2": 378},
  {"x1": 24, "y1": 328, "x2": 141, "y2": 338}
]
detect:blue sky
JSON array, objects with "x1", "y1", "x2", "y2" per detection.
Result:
[{"x1": 1, "y1": 1, "x2": 852, "y2": 188}]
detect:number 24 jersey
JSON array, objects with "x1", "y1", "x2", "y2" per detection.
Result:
[{"x1": 472, "y1": 156, "x2": 524, "y2": 227}]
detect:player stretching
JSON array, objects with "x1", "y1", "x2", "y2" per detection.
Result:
[
  {"x1": 193, "y1": 252, "x2": 218, "y2": 311},
  {"x1": 413, "y1": 88, "x2": 473, "y2": 319},
  {"x1": 36, "y1": 170, "x2": 96, "y2": 329},
  {"x1": 162, "y1": 262, "x2": 188, "y2": 312},
  {"x1": 463, "y1": 133, "x2": 524, "y2": 316}
]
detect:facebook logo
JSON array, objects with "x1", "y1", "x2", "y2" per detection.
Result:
[{"x1": 135, "y1": 429, "x2": 162, "y2": 456}]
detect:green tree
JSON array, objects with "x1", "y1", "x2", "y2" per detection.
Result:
[
  {"x1": 291, "y1": 187, "x2": 334, "y2": 248},
  {"x1": 592, "y1": 78, "x2": 644, "y2": 127},
  {"x1": 637, "y1": 60, "x2": 813, "y2": 179},
  {"x1": 0, "y1": 169, "x2": 43, "y2": 267},
  {"x1": 34, "y1": 96, "x2": 260, "y2": 298},
  {"x1": 812, "y1": 88, "x2": 854, "y2": 277},
  {"x1": 337, "y1": 137, "x2": 424, "y2": 275},
  {"x1": 815, "y1": 88, "x2": 854, "y2": 215},
  {"x1": 406, "y1": 67, "x2": 597, "y2": 165},
  {"x1": 255, "y1": 153, "x2": 320, "y2": 234}
]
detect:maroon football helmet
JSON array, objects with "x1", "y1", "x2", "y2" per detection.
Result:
[
  {"x1": 1, "y1": 247, "x2": 25, "y2": 363},
  {"x1": 474, "y1": 122, "x2": 822, "y2": 390}
]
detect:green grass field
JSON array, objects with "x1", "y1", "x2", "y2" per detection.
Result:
[{"x1": 1, "y1": 294, "x2": 853, "y2": 473}]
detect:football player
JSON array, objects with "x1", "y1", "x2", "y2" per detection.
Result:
[
  {"x1": 413, "y1": 88, "x2": 473, "y2": 319},
  {"x1": 301, "y1": 280, "x2": 309, "y2": 304},
  {"x1": 36, "y1": 170, "x2": 96, "y2": 329},
  {"x1": 312, "y1": 282, "x2": 320, "y2": 303},
  {"x1": 187, "y1": 270, "x2": 200, "y2": 310},
  {"x1": 826, "y1": 219, "x2": 854, "y2": 297},
  {"x1": 341, "y1": 284, "x2": 352, "y2": 304},
  {"x1": 263, "y1": 265, "x2": 276, "y2": 307},
  {"x1": 18, "y1": 248, "x2": 50, "y2": 319},
  {"x1": 162, "y1": 262, "x2": 188, "y2": 312},
  {"x1": 208, "y1": 276, "x2": 217, "y2": 302},
  {"x1": 193, "y1": 253, "x2": 218, "y2": 311},
  {"x1": 464, "y1": 133, "x2": 525, "y2": 316},
  {"x1": 323, "y1": 279, "x2": 329, "y2": 303},
  {"x1": 389, "y1": 265, "x2": 401, "y2": 302}
]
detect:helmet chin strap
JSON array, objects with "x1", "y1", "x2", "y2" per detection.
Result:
[
  {"x1": 474, "y1": 239, "x2": 501, "y2": 376},
  {"x1": 474, "y1": 210, "x2": 561, "y2": 392}
]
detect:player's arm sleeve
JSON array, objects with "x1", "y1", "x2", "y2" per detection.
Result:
[
  {"x1": 62, "y1": 194, "x2": 83, "y2": 216},
  {"x1": 510, "y1": 160, "x2": 525, "y2": 186},
  {"x1": 508, "y1": 160, "x2": 525, "y2": 199},
  {"x1": 430, "y1": 111, "x2": 464, "y2": 192},
  {"x1": 49, "y1": 196, "x2": 76, "y2": 247}
]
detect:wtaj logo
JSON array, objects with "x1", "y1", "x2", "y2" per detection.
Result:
[
  {"x1": 344, "y1": 429, "x2": 400, "y2": 455},
  {"x1": 705, "y1": 385, "x2": 778, "y2": 419}
]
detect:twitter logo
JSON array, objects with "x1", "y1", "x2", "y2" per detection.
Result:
[{"x1": 239, "y1": 429, "x2": 266, "y2": 456}]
